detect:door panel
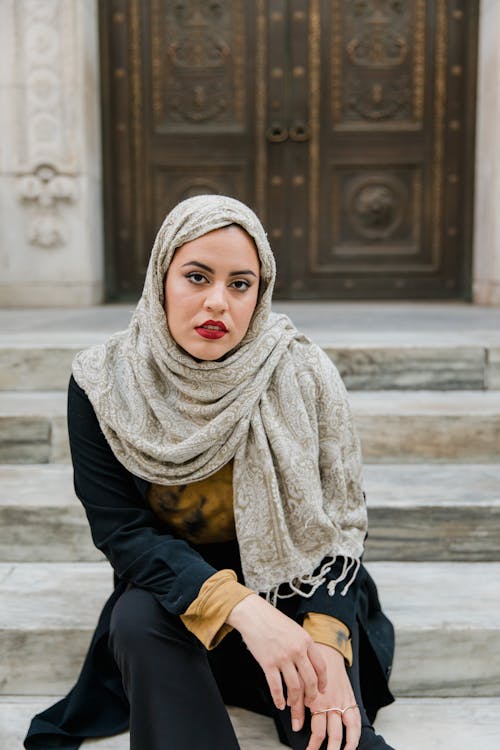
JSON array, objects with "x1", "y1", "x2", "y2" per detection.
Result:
[
  {"x1": 100, "y1": 0, "x2": 478, "y2": 300},
  {"x1": 304, "y1": 0, "x2": 476, "y2": 298}
]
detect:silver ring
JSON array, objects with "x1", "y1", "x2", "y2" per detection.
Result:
[{"x1": 311, "y1": 703, "x2": 359, "y2": 718}]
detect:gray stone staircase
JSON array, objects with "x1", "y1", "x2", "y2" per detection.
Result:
[{"x1": 1, "y1": 303, "x2": 500, "y2": 748}]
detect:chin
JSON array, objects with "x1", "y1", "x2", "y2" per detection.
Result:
[{"x1": 185, "y1": 342, "x2": 232, "y2": 362}]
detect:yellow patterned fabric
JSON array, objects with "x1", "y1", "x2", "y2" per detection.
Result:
[
  {"x1": 149, "y1": 463, "x2": 351, "y2": 655},
  {"x1": 148, "y1": 462, "x2": 236, "y2": 544}
]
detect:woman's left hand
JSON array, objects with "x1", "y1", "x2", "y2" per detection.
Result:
[{"x1": 290, "y1": 642, "x2": 361, "y2": 750}]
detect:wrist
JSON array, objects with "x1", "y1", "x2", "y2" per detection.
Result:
[
  {"x1": 225, "y1": 592, "x2": 260, "y2": 629},
  {"x1": 314, "y1": 641, "x2": 346, "y2": 665}
]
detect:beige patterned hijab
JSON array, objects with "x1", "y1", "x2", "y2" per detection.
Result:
[{"x1": 73, "y1": 195, "x2": 367, "y2": 599}]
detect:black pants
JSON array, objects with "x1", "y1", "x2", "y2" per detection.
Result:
[{"x1": 109, "y1": 587, "x2": 395, "y2": 750}]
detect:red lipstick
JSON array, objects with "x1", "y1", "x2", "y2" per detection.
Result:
[{"x1": 195, "y1": 320, "x2": 228, "y2": 340}]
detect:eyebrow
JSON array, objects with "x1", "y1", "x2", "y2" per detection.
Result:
[{"x1": 180, "y1": 261, "x2": 257, "y2": 278}]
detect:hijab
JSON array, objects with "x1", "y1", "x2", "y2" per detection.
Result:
[{"x1": 73, "y1": 195, "x2": 367, "y2": 599}]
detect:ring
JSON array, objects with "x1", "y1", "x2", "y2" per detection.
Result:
[{"x1": 311, "y1": 704, "x2": 359, "y2": 717}]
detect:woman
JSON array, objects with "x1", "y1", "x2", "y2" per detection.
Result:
[{"x1": 25, "y1": 195, "x2": 395, "y2": 750}]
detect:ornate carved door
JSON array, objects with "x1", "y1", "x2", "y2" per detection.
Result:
[{"x1": 100, "y1": 0, "x2": 478, "y2": 300}]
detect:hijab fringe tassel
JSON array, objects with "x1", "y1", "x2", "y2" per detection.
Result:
[{"x1": 264, "y1": 556, "x2": 361, "y2": 607}]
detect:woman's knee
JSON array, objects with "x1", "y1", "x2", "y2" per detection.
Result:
[
  {"x1": 109, "y1": 585, "x2": 188, "y2": 658},
  {"x1": 109, "y1": 587, "x2": 157, "y2": 653}
]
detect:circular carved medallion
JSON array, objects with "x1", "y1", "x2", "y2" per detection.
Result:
[{"x1": 346, "y1": 176, "x2": 406, "y2": 240}]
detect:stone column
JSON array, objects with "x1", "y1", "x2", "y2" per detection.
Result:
[
  {"x1": 473, "y1": 0, "x2": 500, "y2": 306},
  {"x1": 0, "y1": 0, "x2": 104, "y2": 306}
]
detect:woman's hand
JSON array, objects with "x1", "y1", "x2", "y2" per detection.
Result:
[
  {"x1": 226, "y1": 594, "x2": 327, "y2": 713},
  {"x1": 304, "y1": 643, "x2": 361, "y2": 750}
]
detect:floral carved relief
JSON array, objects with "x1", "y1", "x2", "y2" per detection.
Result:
[
  {"x1": 332, "y1": 0, "x2": 420, "y2": 125},
  {"x1": 152, "y1": 0, "x2": 244, "y2": 128},
  {"x1": 17, "y1": 165, "x2": 77, "y2": 248},
  {"x1": 13, "y1": 0, "x2": 79, "y2": 248}
]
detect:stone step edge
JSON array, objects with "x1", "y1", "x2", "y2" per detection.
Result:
[
  {"x1": 2, "y1": 562, "x2": 499, "y2": 698},
  {"x1": 2, "y1": 392, "x2": 500, "y2": 462},
  {"x1": 2, "y1": 697, "x2": 499, "y2": 750},
  {"x1": 2, "y1": 389, "x2": 500, "y2": 414},
  {"x1": 2, "y1": 463, "x2": 500, "y2": 506},
  {"x1": 1, "y1": 342, "x2": 499, "y2": 391},
  {"x1": 2, "y1": 462, "x2": 500, "y2": 564},
  {"x1": 1, "y1": 561, "x2": 498, "y2": 630}
]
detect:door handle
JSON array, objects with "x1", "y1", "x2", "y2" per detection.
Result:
[
  {"x1": 266, "y1": 123, "x2": 289, "y2": 143},
  {"x1": 289, "y1": 122, "x2": 310, "y2": 142}
]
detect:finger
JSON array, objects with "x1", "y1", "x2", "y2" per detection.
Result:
[
  {"x1": 308, "y1": 644, "x2": 328, "y2": 693},
  {"x1": 289, "y1": 698, "x2": 305, "y2": 733},
  {"x1": 282, "y1": 663, "x2": 303, "y2": 711},
  {"x1": 264, "y1": 666, "x2": 285, "y2": 710},
  {"x1": 306, "y1": 713, "x2": 327, "y2": 750},
  {"x1": 286, "y1": 672, "x2": 305, "y2": 732},
  {"x1": 326, "y1": 712, "x2": 344, "y2": 750},
  {"x1": 343, "y1": 708, "x2": 362, "y2": 750},
  {"x1": 295, "y1": 653, "x2": 320, "y2": 704}
]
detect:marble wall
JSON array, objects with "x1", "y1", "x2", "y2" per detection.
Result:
[
  {"x1": 0, "y1": 0, "x2": 103, "y2": 306},
  {"x1": 0, "y1": 1, "x2": 498, "y2": 307},
  {"x1": 473, "y1": 0, "x2": 500, "y2": 306}
]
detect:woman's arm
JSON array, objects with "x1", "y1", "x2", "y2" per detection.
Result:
[
  {"x1": 68, "y1": 375, "x2": 219, "y2": 615},
  {"x1": 226, "y1": 593, "x2": 328, "y2": 715},
  {"x1": 226, "y1": 566, "x2": 362, "y2": 750}
]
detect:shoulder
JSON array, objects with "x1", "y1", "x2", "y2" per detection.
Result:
[
  {"x1": 68, "y1": 373, "x2": 97, "y2": 416},
  {"x1": 68, "y1": 373, "x2": 90, "y2": 409},
  {"x1": 67, "y1": 374, "x2": 106, "y2": 443}
]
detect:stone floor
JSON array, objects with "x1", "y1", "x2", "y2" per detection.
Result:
[{"x1": 3, "y1": 697, "x2": 500, "y2": 749}]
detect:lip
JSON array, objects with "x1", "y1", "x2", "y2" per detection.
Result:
[{"x1": 195, "y1": 319, "x2": 228, "y2": 340}]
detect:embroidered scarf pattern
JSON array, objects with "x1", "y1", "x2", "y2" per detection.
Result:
[{"x1": 72, "y1": 195, "x2": 367, "y2": 598}]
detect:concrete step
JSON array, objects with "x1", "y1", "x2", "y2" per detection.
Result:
[
  {"x1": 0, "y1": 697, "x2": 281, "y2": 749},
  {"x1": 1, "y1": 339, "x2": 498, "y2": 392},
  {"x1": 2, "y1": 390, "x2": 500, "y2": 464},
  {"x1": 1, "y1": 464, "x2": 500, "y2": 563},
  {"x1": 1, "y1": 562, "x2": 499, "y2": 697},
  {"x1": 2, "y1": 696, "x2": 499, "y2": 750},
  {"x1": 353, "y1": 390, "x2": 500, "y2": 462},
  {"x1": 2, "y1": 301, "x2": 500, "y2": 391},
  {"x1": 0, "y1": 465, "x2": 102, "y2": 562},
  {"x1": 0, "y1": 392, "x2": 67, "y2": 463},
  {"x1": 364, "y1": 464, "x2": 500, "y2": 561}
]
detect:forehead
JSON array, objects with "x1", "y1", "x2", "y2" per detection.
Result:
[{"x1": 171, "y1": 225, "x2": 260, "y2": 267}]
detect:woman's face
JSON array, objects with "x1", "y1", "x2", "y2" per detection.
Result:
[{"x1": 164, "y1": 225, "x2": 261, "y2": 361}]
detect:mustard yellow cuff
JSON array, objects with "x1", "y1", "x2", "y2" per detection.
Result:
[
  {"x1": 180, "y1": 569, "x2": 254, "y2": 650},
  {"x1": 303, "y1": 613, "x2": 353, "y2": 667}
]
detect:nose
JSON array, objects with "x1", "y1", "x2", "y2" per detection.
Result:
[{"x1": 203, "y1": 281, "x2": 228, "y2": 313}]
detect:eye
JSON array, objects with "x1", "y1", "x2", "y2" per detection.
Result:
[
  {"x1": 230, "y1": 279, "x2": 251, "y2": 291},
  {"x1": 186, "y1": 272, "x2": 207, "y2": 284}
]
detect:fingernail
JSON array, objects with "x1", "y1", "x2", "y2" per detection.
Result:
[
  {"x1": 278, "y1": 701, "x2": 286, "y2": 711},
  {"x1": 292, "y1": 719, "x2": 301, "y2": 732}
]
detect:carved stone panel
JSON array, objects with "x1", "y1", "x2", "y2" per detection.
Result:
[{"x1": 13, "y1": 0, "x2": 80, "y2": 248}]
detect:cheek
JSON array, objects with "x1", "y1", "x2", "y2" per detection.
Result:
[
  {"x1": 239, "y1": 290, "x2": 259, "y2": 329},
  {"x1": 165, "y1": 273, "x2": 187, "y2": 308},
  {"x1": 164, "y1": 276, "x2": 184, "y2": 330}
]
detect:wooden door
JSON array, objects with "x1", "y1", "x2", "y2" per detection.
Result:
[{"x1": 100, "y1": 0, "x2": 478, "y2": 300}]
